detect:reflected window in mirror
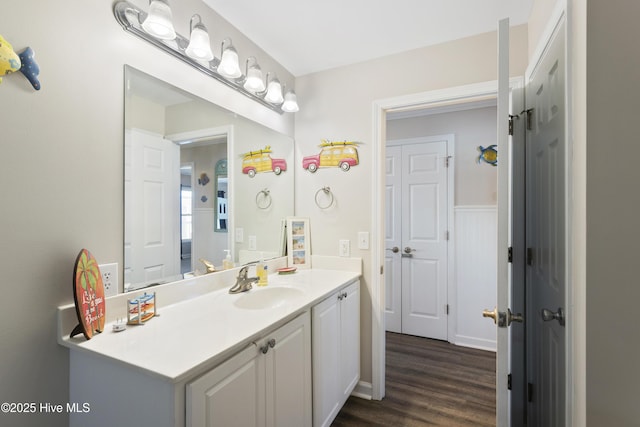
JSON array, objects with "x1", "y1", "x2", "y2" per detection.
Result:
[{"x1": 215, "y1": 159, "x2": 228, "y2": 232}]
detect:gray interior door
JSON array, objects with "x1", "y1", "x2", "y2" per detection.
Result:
[{"x1": 525, "y1": 16, "x2": 567, "y2": 426}]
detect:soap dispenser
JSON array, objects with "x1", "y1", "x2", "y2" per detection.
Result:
[
  {"x1": 222, "y1": 250, "x2": 234, "y2": 270},
  {"x1": 257, "y1": 253, "x2": 268, "y2": 286}
]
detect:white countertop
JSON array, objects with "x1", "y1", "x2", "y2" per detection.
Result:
[{"x1": 58, "y1": 268, "x2": 360, "y2": 383}]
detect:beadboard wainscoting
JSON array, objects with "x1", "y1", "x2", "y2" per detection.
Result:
[{"x1": 453, "y1": 206, "x2": 497, "y2": 351}]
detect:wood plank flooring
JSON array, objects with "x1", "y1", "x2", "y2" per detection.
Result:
[{"x1": 332, "y1": 332, "x2": 496, "y2": 426}]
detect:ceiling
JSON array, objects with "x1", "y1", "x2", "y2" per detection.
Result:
[{"x1": 202, "y1": 0, "x2": 533, "y2": 77}]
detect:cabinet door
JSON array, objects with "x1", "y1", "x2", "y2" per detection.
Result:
[
  {"x1": 265, "y1": 312, "x2": 312, "y2": 427},
  {"x1": 187, "y1": 344, "x2": 265, "y2": 427},
  {"x1": 340, "y1": 281, "x2": 360, "y2": 401},
  {"x1": 312, "y1": 291, "x2": 341, "y2": 427}
]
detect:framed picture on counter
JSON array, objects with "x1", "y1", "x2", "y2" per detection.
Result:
[{"x1": 286, "y1": 217, "x2": 311, "y2": 269}]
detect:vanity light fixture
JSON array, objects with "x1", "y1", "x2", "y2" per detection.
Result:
[
  {"x1": 141, "y1": 0, "x2": 176, "y2": 40},
  {"x1": 185, "y1": 14, "x2": 214, "y2": 61},
  {"x1": 218, "y1": 38, "x2": 242, "y2": 79},
  {"x1": 243, "y1": 57, "x2": 266, "y2": 93},
  {"x1": 113, "y1": 1, "x2": 299, "y2": 113}
]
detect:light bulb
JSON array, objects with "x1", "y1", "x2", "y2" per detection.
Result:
[
  {"x1": 244, "y1": 65, "x2": 265, "y2": 92},
  {"x1": 282, "y1": 90, "x2": 299, "y2": 112},
  {"x1": 185, "y1": 23, "x2": 213, "y2": 61},
  {"x1": 218, "y1": 46, "x2": 241, "y2": 79},
  {"x1": 264, "y1": 78, "x2": 283, "y2": 104},
  {"x1": 141, "y1": 0, "x2": 176, "y2": 40}
]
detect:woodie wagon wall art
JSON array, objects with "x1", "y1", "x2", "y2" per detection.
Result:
[
  {"x1": 302, "y1": 140, "x2": 360, "y2": 172},
  {"x1": 241, "y1": 145, "x2": 287, "y2": 177}
]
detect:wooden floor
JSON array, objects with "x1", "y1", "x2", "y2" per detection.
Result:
[{"x1": 332, "y1": 332, "x2": 496, "y2": 426}]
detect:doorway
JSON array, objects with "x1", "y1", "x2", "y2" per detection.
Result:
[
  {"x1": 372, "y1": 81, "x2": 507, "y2": 400},
  {"x1": 384, "y1": 106, "x2": 499, "y2": 349}
]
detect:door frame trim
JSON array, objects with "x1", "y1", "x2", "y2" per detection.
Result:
[{"x1": 371, "y1": 79, "x2": 521, "y2": 400}]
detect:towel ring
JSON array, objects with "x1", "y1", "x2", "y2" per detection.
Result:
[
  {"x1": 315, "y1": 186, "x2": 334, "y2": 209},
  {"x1": 256, "y1": 189, "x2": 272, "y2": 210}
]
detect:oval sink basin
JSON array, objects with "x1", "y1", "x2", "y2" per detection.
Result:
[{"x1": 233, "y1": 287, "x2": 305, "y2": 310}]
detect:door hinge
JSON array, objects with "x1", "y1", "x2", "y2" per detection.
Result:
[
  {"x1": 446, "y1": 230, "x2": 450, "y2": 241},
  {"x1": 507, "y1": 373, "x2": 512, "y2": 390},
  {"x1": 521, "y1": 108, "x2": 534, "y2": 131},
  {"x1": 527, "y1": 248, "x2": 533, "y2": 266},
  {"x1": 446, "y1": 304, "x2": 449, "y2": 315},
  {"x1": 507, "y1": 246, "x2": 513, "y2": 263},
  {"x1": 527, "y1": 383, "x2": 534, "y2": 402},
  {"x1": 508, "y1": 114, "x2": 519, "y2": 136},
  {"x1": 445, "y1": 156, "x2": 452, "y2": 167},
  {"x1": 380, "y1": 265, "x2": 384, "y2": 275}
]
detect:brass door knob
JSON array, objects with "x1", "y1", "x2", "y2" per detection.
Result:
[{"x1": 482, "y1": 307, "x2": 498, "y2": 324}]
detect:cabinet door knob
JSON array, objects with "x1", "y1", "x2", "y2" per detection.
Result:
[{"x1": 268, "y1": 338, "x2": 276, "y2": 348}]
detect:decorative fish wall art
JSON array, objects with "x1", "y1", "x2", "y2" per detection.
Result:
[{"x1": 0, "y1": 34, "x2": 41, "y2": 90}]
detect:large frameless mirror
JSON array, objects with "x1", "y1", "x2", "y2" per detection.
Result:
[{"x1": 123, "y1": 66, "x2": 294, "y2": 292}]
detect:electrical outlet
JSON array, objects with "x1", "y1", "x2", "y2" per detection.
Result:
[
  {"x1": 339, "y1": 239, "x2": 350, "y2": 257},
  {"x1": 248, "y1": 235, "x2": 257, "y2": 251},
  {"x1": 235, "y1": 227, "x2": 244, "y2": 243},
  {"x1": 358, "y1": 231, "x2": 370, "y2": 250},
  {"x1": 99, "y1": 263, "x2": 118, "y2": 297}
]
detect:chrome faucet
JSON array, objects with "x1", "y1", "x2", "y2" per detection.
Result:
[
  {"x1": 229, "y1": 265, "x2": 258, "y2": 294},
  {"x1": 200, "y1": 258, "x2": 216, "y2": 274}
]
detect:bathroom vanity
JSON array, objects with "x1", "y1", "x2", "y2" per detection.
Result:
[{"x1": 57, "y1": 258, "x2": 361, "y2": 427}]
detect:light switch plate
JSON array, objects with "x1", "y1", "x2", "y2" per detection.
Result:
[
  {"x1": 358, "y1": 231, "x2": 370, "y2": 250},
  {"x1": 235, "y1": 227, "x2": 244, "y2": 243},
  {"x1": 248, "y1": 235, "x2": 257, "y2": 251}
]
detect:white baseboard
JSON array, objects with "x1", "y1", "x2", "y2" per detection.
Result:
[
  {"x1": 454, "y1": 334, "x2": 496, "y2": 352},
  {"x1": 350, "y1": 381, "x2": 373, "y2": 400}
]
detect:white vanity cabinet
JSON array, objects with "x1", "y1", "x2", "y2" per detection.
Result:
[
  {"x1": 187, "y1": 311, "x2": 312, "y2": 427},
  {"x1": 312, "y1": 280, "x2": 360, "y2": 427},
  {"x1": 61, "y1": 266, "x2": 362, "y2": 427}
]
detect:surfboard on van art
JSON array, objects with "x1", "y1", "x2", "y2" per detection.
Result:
[{"x1": 302, "y1": 140, "x2": 360, "y2": 172}]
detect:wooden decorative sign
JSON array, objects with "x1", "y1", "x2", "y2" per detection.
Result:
[{"x1": 70, "y1": 249, "x2": 106, "y2": 339}]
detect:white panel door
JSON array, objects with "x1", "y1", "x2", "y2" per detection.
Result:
[
  {"x1": 400, "y1": 140, "x2": 449, "y2": 340},
  {"x1": 126, "y1": 128, "x2": 180, "y2": 288},
  {"x1": 526, "y1": 17, "x2": 566, "y2": 426},
  {"x1": 384, "y1": 146, "x2": 402, "y2": 333}
]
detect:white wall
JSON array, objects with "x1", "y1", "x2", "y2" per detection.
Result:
[
  {"x1": 295, "y1": 26, "x2": 528, "y2": 386},
  {"x1": 0, "y1": 1, "x2": 293, "y2": 426},
  {"x1": 583, "y1": 0, "x2": 640, "y2": 424}
]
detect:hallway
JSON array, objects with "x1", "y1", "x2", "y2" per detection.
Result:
[{"x1": 332, "y1": 333, "x2": 496, "y2": 426}]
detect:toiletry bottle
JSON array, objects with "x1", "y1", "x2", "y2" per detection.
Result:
[
  {"x1": 257, "y1": 254, "x2": 268, "y2": 286},
  {"x1": 223, "y1": 250, "x2": 234, "y2": 270}
]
